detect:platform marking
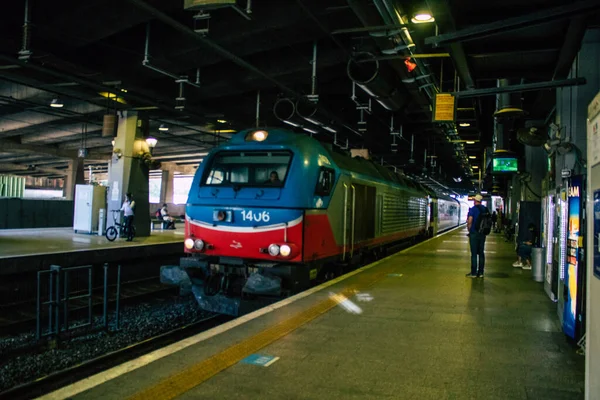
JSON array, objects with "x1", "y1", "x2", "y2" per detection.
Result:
[
  {"x1": 387, "y1": 273, "x2": 404, "y2": 277},
  {"x1": 72, "y1": 237, "x2": 92, "y2": 244},
  {"x1": 38, "y1": 226, "x2": 461, "y2": 400},
  {"x1": 240, "y1": 354, "x2": 280, "y2": 367}
]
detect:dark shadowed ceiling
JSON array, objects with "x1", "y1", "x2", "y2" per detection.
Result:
[{"x1": 0, "y1": 0, "x2": 598, "y2": 194}]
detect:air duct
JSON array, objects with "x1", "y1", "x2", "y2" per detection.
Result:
[{"x1": 347, "y1": 52, "x2": 407, "y2": 111}]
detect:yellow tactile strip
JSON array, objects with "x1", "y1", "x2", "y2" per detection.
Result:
[{"x1": 128, "y1": 258, "x2": 409, "y2": 400}]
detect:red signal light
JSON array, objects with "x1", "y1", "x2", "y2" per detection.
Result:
[{"x1": 404, "y1": 58, "x2": 417, "y2": 72}]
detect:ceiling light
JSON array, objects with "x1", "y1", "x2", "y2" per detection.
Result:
[
  {"x1": 472, "y1": 165, "x2": 479, "y2": 169},
  {"x1": 50, "y1": 98, "x2": 64, "y2": 108},
  {"x1": 459, "y1": 122, "x2": 471, "y2": 127},
  {"x1": 283, "y1": 120, "x2": 301, "y2": 128},
  {"x1": 121, "y1": 88, "x2": 128, "y2": 93},
  {"x1": 466, "y1": 141, "x2": 476, "y2": 145},
  {"x1": 469, "y1": 156, "x2": 476, "y2": 159},
  {"x1": 159, "y1": 124, "x2": 169, "y2": 131},
  {"x1": 146, "y1": 137, "x2": 158, "y2": 148},
  {"x1": 217, "y1": 119, "x2": 227, "y2": 124},
  {"x1": 303, "y1": 127, "x2": 318, "y2": 134},
  {"x1": 411, "y1": 13, "x2": 435, "y2": 24}
]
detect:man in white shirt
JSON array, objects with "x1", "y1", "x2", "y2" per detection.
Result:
[
  {"x1": 160, "y1": 204, "x2": 176, "y2": 229},
  {"x1": 120, "y1": 193, "x2": 135, "y2": 241}
]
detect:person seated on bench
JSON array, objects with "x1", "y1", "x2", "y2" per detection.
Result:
[{"x1": 160, "y1": 204, "x2": 176, "y2": 229}]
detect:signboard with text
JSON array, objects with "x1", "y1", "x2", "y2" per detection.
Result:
[{"x1": 433, "y1": 93, "x2": 456, "y2": 122}]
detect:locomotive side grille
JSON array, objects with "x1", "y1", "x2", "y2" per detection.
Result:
[{"x1": 381, "y1": 192, "x2": 428, "y2": 235}]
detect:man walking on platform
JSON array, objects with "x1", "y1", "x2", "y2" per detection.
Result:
[{"x1": 466, "y1": 194, "x2": 490, "y2": 278}]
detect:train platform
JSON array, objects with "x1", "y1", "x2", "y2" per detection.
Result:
[
  {"x1": 0, "y1": 227, "x2": 184, "y2": 274},
  {"x1": 44, "y1": 228, "x2": 585, "y2": 400}
]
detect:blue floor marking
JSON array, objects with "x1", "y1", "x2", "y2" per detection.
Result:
[{"x1": 240, "y1": 354, "x2": 280, "y2": 367}]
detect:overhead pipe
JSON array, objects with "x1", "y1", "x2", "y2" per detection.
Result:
[
  {"x1": 18, "y1": 0, "x2": 32, "y2": 60},
  {"x1": 127, "y1": 0, "x2": 358, "y2": 139},
  {"x1": 346, "y1": 0, "x2": 428, "y2": 109},
  {"x1": 452, "y1": 77, "x2": 586, "y2": 98},
  {"x1": 142, "y1": 23, "x2": 201, "y2": 89},
  {"x1": 347, "y1": 52, "x2": 408, "y2": 111},
  {"x1": 425, "y1": 0, "x2": 600, "y2": 46}
]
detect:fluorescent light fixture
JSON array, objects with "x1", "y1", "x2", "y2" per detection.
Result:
[
  {"x1": 211, "y1": 129, "x2": 236, "y2": 133},
  {"x1": 469, "y1": 156, "x2": 476, "y2": 159},
  {"x1": 303, "y1": 117, "x2": 322, "y2": 126},
  {"x1": 158, "y1": 124, "x2": 169, "y2": 131},
  {"x1": 121, "y1": 88, "x2": 128, "y2": 93},
  {"x1": 283, "y1": 120, "x2": 301, "y2": 127},
  {"x1": 466, "y1": 141, "x2": 476, "y2": 144},
  {"x1": 50, "y1": 98, "x2": 64, "y2": 108},
  {"x1": 303, "y1": 127, "x2": 318, "y2": 134},
  {"x1": 411, "y1": 13, "x2": 435, "y2": 23},
  {"x1": 217, "y1": 119, "x2": 227, "y2": 123},
  {"x1": 145, "y1": 137, "x2": 158, "y2": 148},
  {"x1": 459, "y1": 122, "x2": 471, "y2": 127},
  {"x1": 323, "y1": 126, "x2": 337, "y2": 133},
  {"x1": 472, "y1": 165, "x2": 479, "y2": 169}
]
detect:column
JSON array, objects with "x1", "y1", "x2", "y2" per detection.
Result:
[
  {"x1": 107, "y1": 111, "x2": 151, "y2": 237},
  {"x1": 160, "y1": 162, "x2": 177, "y2": 204},
  {"x1": 64, "y1": 158, "x2": 84, "y2": 200}
]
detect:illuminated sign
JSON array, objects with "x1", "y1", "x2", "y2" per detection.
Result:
[{"x1": 563, "y1": 177, "x2": 582, "y2": 339}]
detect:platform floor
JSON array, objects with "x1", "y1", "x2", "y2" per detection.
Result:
[
  {"x1": 0, "y1": 226, "x2": 184, "y2": 259},
  {"x1": 49, "y1": 228, "x2": 585, "y2": 400}
]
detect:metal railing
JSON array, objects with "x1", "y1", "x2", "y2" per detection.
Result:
[{"x1": 36, "y1": 263, "x2": 121, "y2": 343}]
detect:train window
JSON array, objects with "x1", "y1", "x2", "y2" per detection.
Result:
[
  {"x1": 203, "y1": 151, "x2": 292, "y2": 187},
  {"x1": 315, "y1": 168, "x2": 335, "y2": 196}
]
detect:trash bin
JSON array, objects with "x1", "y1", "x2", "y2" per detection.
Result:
[{"x1": 531, "y1": 247, "x2": 544, "y2": 282}]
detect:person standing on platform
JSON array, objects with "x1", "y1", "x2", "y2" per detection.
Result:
[
  {"x1": 120, "y1": 193, "x2": 135, "y2": 242},
  {"x1": 466, "y1": 194, "x2": 490, "y2": 278}
]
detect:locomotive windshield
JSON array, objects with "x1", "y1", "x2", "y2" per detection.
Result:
[{"x1": 203, "y1": 151, "x2": 292, "y2": 187}]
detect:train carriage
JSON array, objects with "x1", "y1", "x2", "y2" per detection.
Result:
[{"x1": 181, "y1": 128, "x2": 459, "y2": 315}]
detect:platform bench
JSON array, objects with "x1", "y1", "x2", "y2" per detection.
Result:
[{"x1": 150, "y1": 218, "x2": 167, "y2": 231}]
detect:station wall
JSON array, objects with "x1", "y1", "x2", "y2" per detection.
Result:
[{"x1": 0, "y1": 199, "x2": 74, "y2": 229}]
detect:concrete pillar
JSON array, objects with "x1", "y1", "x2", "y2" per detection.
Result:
[
  {"x1": 64, "y1": 158, "x2": 85, "y2": 200},
  {"x1": 160, "y1": 162, "x2": 177, "y2": 204},
  {"x1": 107, "y1": 111, "x2": 151, "y2": 237}
]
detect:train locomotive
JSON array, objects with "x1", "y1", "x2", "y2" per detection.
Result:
[{"x1": 181, "y1": 128, "x2": 464, "y2": 315}]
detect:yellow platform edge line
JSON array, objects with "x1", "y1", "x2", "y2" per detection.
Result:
[{"x1": 127, "y1": 259, "x2": 410, "y2": 400}]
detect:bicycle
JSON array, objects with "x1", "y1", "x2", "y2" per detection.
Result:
[{"x1": 105, "y1": 210, "x2": 136, "y2": 242}]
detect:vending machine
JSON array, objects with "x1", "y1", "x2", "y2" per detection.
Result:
[
  {"x1": 562, "y1": 175, "x2": 586, "y2": 341},
  {"x1": 543, "y1": 191, "x2": 557, "y2": 302},
  {"x1": 555, "y1": 186, "x2": 568, "y2": 326}
]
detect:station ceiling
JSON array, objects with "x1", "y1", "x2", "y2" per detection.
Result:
[{"x1": 0, "y1": 0, "x2": 598, "y2": 193}]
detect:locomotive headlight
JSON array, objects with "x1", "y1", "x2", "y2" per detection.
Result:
[
  {"x1": 268, "y1": 244, "x2": 280, "y2": 256},
  {"x1": 184, "y1": 238, "x2": 195, "y2": 250},
  {"x1": 246, "y1": 130, "x2": 268, "y2": 142},
  {"x1": 279, "y1": 244, "x2": 291, "y2": 257},
  {"x1": 194, "y1": 239, "x2": 205, "y2": 251}
]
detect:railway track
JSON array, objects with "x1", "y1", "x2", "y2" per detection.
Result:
[
  {"x1": 0, "y1": 277, "x2": 174, "y2": 334},
  {"x1": 0, "y1": 313, "x2": 231, "y2": 400}
]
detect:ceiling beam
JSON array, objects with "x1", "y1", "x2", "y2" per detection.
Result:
[
  {"x1": 425, "y1": 0, "x2": 600, "y2": 46},
  {"x1": 452, "y1": 77, "x2": 586, "y2": 98},
  {"x1": 0, "y1": 138, "x2": 110, "y2": 160},
  {"x1": 0, "y1": 163, "x2": 67, "y2": 176},
  {"x1": 426, "y1": 0, "x2": 476, "y2": 90}
]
